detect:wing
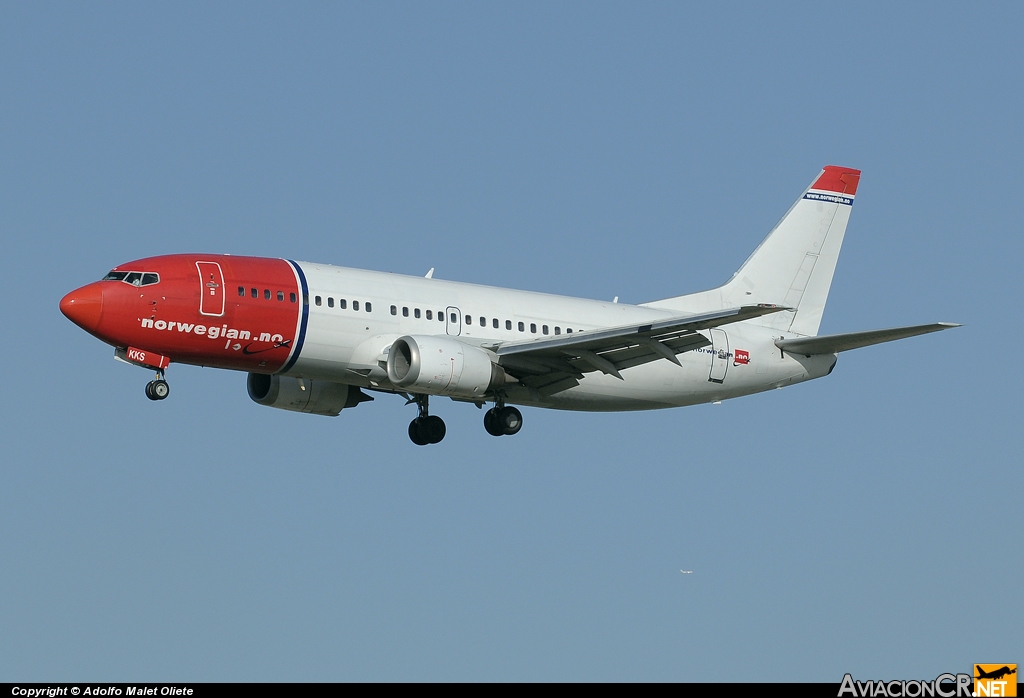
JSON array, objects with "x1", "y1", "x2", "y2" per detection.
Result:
[
  {"x1": 775, "y1": 322, "x2": 961, "y2": 356},
  {"x1": 490, "y1": 304, "x2": 789, "y2": 395}
]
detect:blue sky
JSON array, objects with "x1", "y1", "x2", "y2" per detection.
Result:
[{"x1": 1, "y1": 2, "x2": 1020, "y2": 681}]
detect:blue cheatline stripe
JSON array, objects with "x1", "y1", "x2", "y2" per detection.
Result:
[
  {"x1": 803, "y1": 191, "x2": 854, "y2": 206},
  {"x1": 279, "y1": 260, "x2": 309, "y2": 374}
]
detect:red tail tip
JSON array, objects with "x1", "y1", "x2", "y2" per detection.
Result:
[{"x1": 812, "y1": 166, "x2": 861, "y2": 195}]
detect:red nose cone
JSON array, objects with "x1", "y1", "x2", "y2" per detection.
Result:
[{"x1": 60, "y1": 282, "x2": 104, "y2": 332}]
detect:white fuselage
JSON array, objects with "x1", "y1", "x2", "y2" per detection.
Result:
[{"x1": 285, "y1": 262, "x2": 837, "y2": 411}]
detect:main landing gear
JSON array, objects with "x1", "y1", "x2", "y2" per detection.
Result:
[
  {"x1": 483, "y1": 401, "x2": 522, "y2": 437},
  {"x1": 145, "y1": 371, "x2": 170, "y2": 401},
  {"x1": 408, "y1": 394, "x2": 446, "y2": 446},
  {"x1": 404, "y1": 394, "x2": 523, "y2": 443}
]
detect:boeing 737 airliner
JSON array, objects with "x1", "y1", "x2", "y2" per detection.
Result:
[{"x1": 60, "y1": 166, "x2": 958, "y2": 444}]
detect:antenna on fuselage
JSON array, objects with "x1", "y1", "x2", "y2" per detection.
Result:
[{"x1": 425, "y1": 268, "x2": 434, "y2": 279}]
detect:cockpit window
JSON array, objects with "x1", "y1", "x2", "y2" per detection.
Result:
[{"x1": 101, "y1": 270, "x2": 160, "y2": 286}]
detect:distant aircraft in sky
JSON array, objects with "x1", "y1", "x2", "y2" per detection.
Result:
[
  {"x1": 680, "y1": 570, "x2": 693, "y2": 575},
  {"x1": 60, "y1": 166, "x2": 958, "y2": 444}
]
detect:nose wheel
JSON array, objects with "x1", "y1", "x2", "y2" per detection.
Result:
[
  {"x1": 484, "y1": 404, "x2": 522, "y2": 436},
  {"x1": 407, "y1": 394, "x2": 445, "y2": 445},
  {"x1": 145, "y1": 372, "x2": 170, "y2": 401}
]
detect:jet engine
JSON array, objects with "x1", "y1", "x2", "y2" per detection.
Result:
[
  {"x1": 247, "y1": 373, "x2": 371, "y2": 416},
  {"x1": 386, "y1": 335, "x2": 507, "y2": 398}
]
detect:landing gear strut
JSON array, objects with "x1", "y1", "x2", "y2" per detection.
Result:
[
  {"x1": 483, "y1": 397, "x2": 522, "y2": 437},
  {"x1": 145, "y1": 371, "x2": 170, "y2": 401},
  {"x1": 407, "y1": 394, "x2": 446, "y2": 446}
]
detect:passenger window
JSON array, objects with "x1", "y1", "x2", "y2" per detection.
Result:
[
  {"x1": 414, "y1": 308, "x2": 421, "y2": 319},
  {"x1": 465, "y1": 315, "x2": 472, "y2": 325},
  {"x1": 566, "y1": 328, "x2": 572, "y2": 333},
  {"x1": 506, "y1": 320, "x2": 512, "y2": 330},
  {"x1": 554, "y1": 327, "x2": 561, "y2": 335},
  {"x1": 542, "y1": 325, "x2": 549, "y2": 335},
  {"x1": 125, "y1": 272, "x2": 143, "y2": 286},
  {"x1": 238, "y1": 286, "x2": 245, "y2": 297},
  {"x1": 530, "y1": 323, "x2": 537, "y2": 333},
  {"x1": 142, "y1": 273, "x2": 159, "y2": 285},
  {"x1": 450, "y1": 313, "x2": 457, "y2": 323},
  {"x1": 353, "y1": 300, "x2": 359, "y2": 311},
  {"x1": 290, "y1": 293, "x2": 297, "y2": 303},
  {"x1": 340, "y1": 299, "x2": 347, "y2": 309},
  {"x1": 251, "y1": 288, "x2": 258, "y2": 298},
  {"x1": 391, "y1": 305, "x2": 397, "y2": 316},
  {"x1": 264, "y1": 289, "x2": 271, "y2": 300},
  {"x1": 426, "y1": 310, "x2": 432, "y2": 320},
  {"x1": 403, "y1": 307, "x2": 409, "y2": 317},
  {"x1": 365, "y1": 302, "x2": 371, "y2": 312},
  {"x1": 315, "y1": 295, "x2": 322, "y2": 306},
  {"x1": 479, "y1": 316, "x2": 486, "y2": 326},
  {"x1": 492, "y1": 318, "x2": 498, "y2": 329},
  {"x1": 277, "y1": 291, "x2": 284, "y2": 302},
  {"x1": 439, "y1": 311, "x2": 445, "y2": 322},
  {"x1": 328, "y1": 297, "x2": 334, "y2": 308},
  {"x1": 518, "y1": 322, "x2": 525, "y2": 332}
]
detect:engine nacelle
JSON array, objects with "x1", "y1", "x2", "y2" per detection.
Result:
[
  {"x1": 386, "y1": 335, "x2": 506, "y2": 398},
  {"x1": 247, "y1": 373, "x2": 370, "y2": 416}
]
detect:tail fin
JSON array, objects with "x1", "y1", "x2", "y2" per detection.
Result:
[{"x1": 645, "y1": 165, "x2": 861, "y2": 336}]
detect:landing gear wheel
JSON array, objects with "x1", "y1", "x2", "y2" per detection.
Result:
[
  {"x1": 497, "y1": 406, "x2": 522, "y2": 435},
  {"x1": 409, "y1": 416, "x2": 445, "y2": 445},
  {"x1": 422, "y1": 415, "x2": 446, "y2": 444},
  {"x1": 406, "y1": 394, "x2": 445, "y2": 445},
  {"x1": 151, "y1": 379, "x2": 169, "y2": 400},
  {"x1": 145, "y1": 380, "x2": 169, "y2": 401},
  {"x1": 483, "y1": 408, "x2": 504, "y2": 437},
  {"x1": 409, "y1": 418, "x2": 430, "y2": 446}
]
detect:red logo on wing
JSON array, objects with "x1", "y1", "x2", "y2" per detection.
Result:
[{"x1": 734, "y1": 349, "x2": 750, "y2": 365}]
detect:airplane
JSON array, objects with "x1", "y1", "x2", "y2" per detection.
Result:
[
  {"x1": 975, "y1": 666, "x2": 1016, "y2": 681},
  {"x1": 59, "y1": 165, "x2": 959, "y2": 445}
]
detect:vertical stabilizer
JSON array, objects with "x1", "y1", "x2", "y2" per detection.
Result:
[{"x1": 644, "y1": 165, "x2": 861, "y2": 336}]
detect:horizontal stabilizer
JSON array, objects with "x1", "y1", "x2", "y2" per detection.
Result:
[{"x1": 776, "y1": 322, "x2": 961, "y2": 356}]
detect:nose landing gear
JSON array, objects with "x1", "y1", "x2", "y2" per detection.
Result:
[
  {"x1": 407, "y1": 394, "x2": 446, "y2": 445},
  {"x1": 483, "y1": 400, "x2": 522, "y2": 437},
  {"x1": 145, "y1": 371, "x2": 170, "y2": 401}
]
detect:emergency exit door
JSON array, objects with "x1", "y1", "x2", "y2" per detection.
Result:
[
  {"x1": 708, "y1": 328, "x2": 729, "y2": 384},
  {"x1": 446, "y1": 306, "x2": 462, "y2": 336}
]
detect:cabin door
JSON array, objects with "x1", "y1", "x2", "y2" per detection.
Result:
[{"x1": 196, "y1": 261, "x2": 225, "y2": 317}]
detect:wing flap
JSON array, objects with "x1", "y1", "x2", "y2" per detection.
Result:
[
  {"x1": 572, "y1": 333, "x2": 711, "y2": 373},
  {"x1": 775, "y1": 322, "x2": 961, "y2": 355}
]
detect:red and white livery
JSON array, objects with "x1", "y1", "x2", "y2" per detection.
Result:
[{"x1": 61, "y1": 166, "x2": 959, "y2": 444}]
